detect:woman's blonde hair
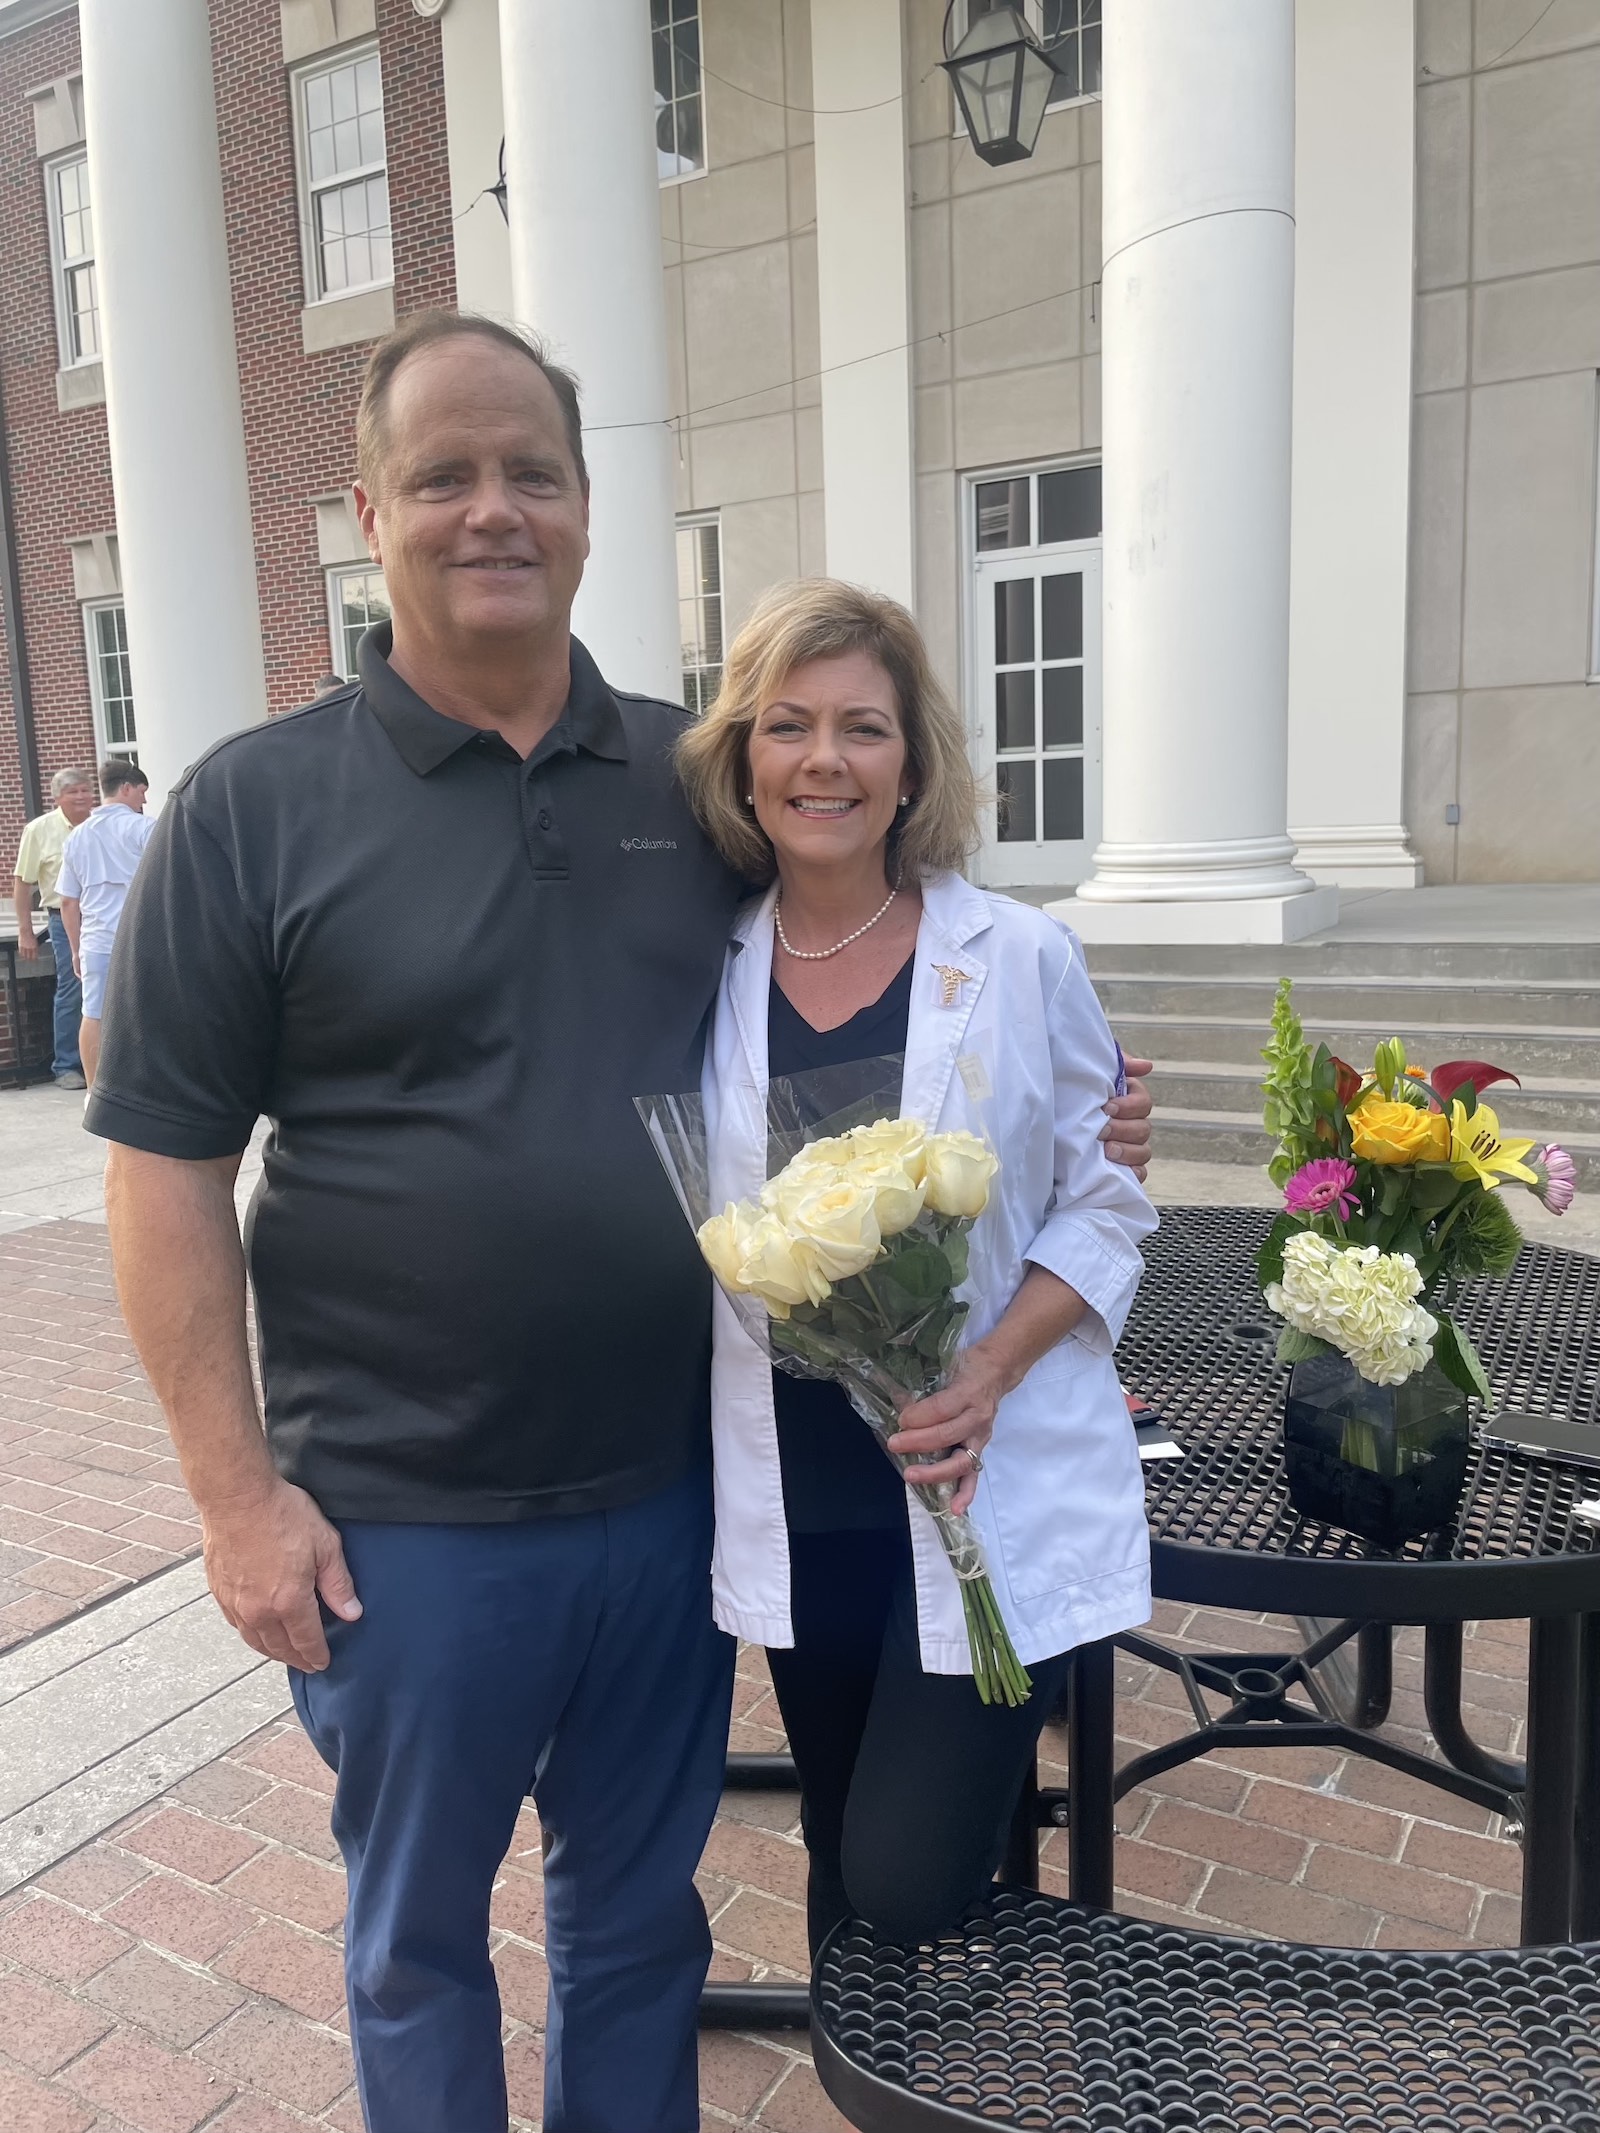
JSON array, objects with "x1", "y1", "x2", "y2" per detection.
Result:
[{"x1": 675, "y1": 578, "x2": 980, "y2": 885}]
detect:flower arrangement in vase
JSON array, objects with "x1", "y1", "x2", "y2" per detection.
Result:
[{"x1": 1259, "y1": 981, "x2": 1576, "y2": 1545}]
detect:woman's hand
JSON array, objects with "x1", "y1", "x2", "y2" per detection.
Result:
[{"x1": 887, "y1": 1345, "x2": 1008, "y2": 1514}]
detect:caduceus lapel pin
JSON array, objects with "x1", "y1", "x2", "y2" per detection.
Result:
[{"x1": 931, "y1": 963, "x2": 972, "y2": 1008}]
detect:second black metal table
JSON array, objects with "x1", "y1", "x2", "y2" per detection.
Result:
[{"x1": 1065, "y1": 1205, "x2": 1600, "y2": 1947}]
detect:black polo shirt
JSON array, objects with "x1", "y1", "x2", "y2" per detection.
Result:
[{"x1": 86, "y1": 628, "x2": 742, "y2": 1523}]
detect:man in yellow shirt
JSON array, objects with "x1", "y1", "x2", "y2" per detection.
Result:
[{"x1": 12, "y1": 764, "x2": 97, "y2": 1088}]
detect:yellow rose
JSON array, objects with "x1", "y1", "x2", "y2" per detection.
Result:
[
  {"x1": 760, "y1": 1136, "x2": 850, "y2": 1219},
  {"x1": 1349, "y1": 1099, "x2": 1451, "y2": 1167},
  {"x1": 845, "y1": 1116, "x2": 928, "y2": 1184},
  {"x1": 849, "y1": 1152, "x2": 927, "y2": 1237},
  {"x1": 785, "y1": 1175, "x2": 883, "y2": 1280},
  {"x1": 697, "y1": 1203, "x2": 754, "y2": 1292},
  {"x1": 923, "y1": 1130, "x2": 1000, "y2": 1218},
  {"x1": 737, "y1": 1212, "x2": 831, "y2": 1317}
]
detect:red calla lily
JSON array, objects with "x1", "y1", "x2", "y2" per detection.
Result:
[
  {"x1": 1431, "y1": 1059, "x2": 1521, "y2": 1103},
  {"x1": 1332, "y1": 1057, "x2": 1364, "y2": 1107}
]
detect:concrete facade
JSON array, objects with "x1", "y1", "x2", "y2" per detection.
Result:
[
  {"x1": 1407, "y1": 0, "x2": 1600, "y2": 883},
  {"x1": 0, "y1": 0, "x2": 1595, "y2": 893}
]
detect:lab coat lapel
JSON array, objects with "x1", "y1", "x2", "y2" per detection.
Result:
[{"x1": 900, "y1": 873, "x2": 993, "y2": 1129}]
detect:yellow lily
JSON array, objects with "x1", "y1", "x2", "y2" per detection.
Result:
[{"x1": 1449, "y1": 1100, "x2": 1539, "y2": 1191}]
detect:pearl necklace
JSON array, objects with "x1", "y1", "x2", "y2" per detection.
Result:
[{"x1": 775, "y1": 888, "x2": 898, "y2": 961}]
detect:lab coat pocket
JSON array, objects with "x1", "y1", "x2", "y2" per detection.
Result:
[{"x1": 984, "y1": 1339, "x2": 1128, "y2": 1606}]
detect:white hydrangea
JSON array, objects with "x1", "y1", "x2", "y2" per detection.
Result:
[{"x1": 1265, "y1": 1230, "x2": 1438, "y2": 1387}]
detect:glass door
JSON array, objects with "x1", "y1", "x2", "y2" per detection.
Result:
[{"x1": 969, "y1": 463, "x2": 1102, "y2": 888}]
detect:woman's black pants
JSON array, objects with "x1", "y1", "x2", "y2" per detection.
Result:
[{"x1": 765, "y1": 1524, "x2": 1075, "y2": 1958}]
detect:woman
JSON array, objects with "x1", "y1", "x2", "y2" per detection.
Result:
[{"x1": 676, "y1": 579, "x2": 1157, "y2": 1956}]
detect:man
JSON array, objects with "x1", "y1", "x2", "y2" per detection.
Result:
[
  {"x1": 88, "y1": 313, "x2": 1152, "y2": 2133},
  {"x1": 12, "y1": 764, "x2": 96, "y2": 1088},
  {"x1": 57, "y1": 759, "x2": 154, "y2": 1088}
]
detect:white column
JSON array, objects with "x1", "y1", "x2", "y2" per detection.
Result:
[
  {"x1": 441, "y1": 0, "x2": 512, "y2": 319},
  {"x1": 78, "y1": 0, "x2": 267, "y2": 808},
  {"x1": 811, "y1": 0, "x2": 914, "y2": 606},
  {"x1": 1286, "y1": 0, "x2": 1422, "y2": 888},
  {"x1": 499, "y1": 0, "x2": 680, "y2": 703},
  {"x1": 1067, "y1": 0, "x2": 1337, "y2": 945}
]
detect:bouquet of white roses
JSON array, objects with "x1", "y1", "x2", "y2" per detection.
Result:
[{"x1": 636, "y1": 1062, "x2": 1030, "y2": 1706}]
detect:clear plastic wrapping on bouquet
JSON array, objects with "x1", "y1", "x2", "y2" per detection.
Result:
[{"x1": 636, "y1": 1054, "x2": 1030, "y2": 1705}]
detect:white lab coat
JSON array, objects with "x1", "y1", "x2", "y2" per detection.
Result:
[{"x1": 703, "y1": 869, "x2": 1159, "y2": 1673}]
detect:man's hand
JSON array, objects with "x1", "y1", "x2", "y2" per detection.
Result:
[
  {"x1": 201, "y1": 1478, "x2": 362, "y2": 1672},
  {"x1": 1101, "y1": 1052, "x2": 1154, "y2": 1182},
  {"x1": 12, "y1": 881, "x2": 38, "y2": 959}
]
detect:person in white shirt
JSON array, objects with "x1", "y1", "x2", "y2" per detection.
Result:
[{"x1": 57, "y1": 759, "x2": 155, "y2": 1088}]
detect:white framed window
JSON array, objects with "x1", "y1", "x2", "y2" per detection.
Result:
[
  {"x1": 47, "y1": 151, "x2": 99, "y2": 366},
  {"x1": 652, "y1": 0, "x2": 706, "y2": 182},
  {"x1": 676, "y1": 514, "x2": 722, "y2": 715},
  {"x1": 84, "y1": 600, "x2": 137, "y2": 761},
  {"x1": 328, "y1": 564, "x2": 391, "y2": 679},
  {"x1": 294, "y1": 45, "x2": 391, "y2": 303},
  {"x1": 966, "y1": 459, "x2": 1102, "y2": 888},
  {"x1": 958, "y1": 0, "x2": 1101, "y2": 114}
]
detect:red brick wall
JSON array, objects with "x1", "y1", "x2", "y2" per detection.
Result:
[
  {"x1": 0, "y1": 1, "x2": 456, "y2": 876},
  {"x1": 208, "y1": 0, "x2": 455, "y2": 716},
  {"x1": 0, "y1": 9, "x2": 110, "y2": 875}
]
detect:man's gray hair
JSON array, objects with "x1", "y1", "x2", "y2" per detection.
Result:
[{"x1": 50, "y1": 766, "x2": 95, "y2": 798}]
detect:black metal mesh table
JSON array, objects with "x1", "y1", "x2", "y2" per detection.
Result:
[
  {"x1": 813, "y1": 1888, "x2": 1600, "y2": 2132},
  {"x1": 1078, "y1": 1208, "x2": 1600, "y2": 1947}
]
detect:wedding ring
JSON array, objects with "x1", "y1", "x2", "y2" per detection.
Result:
[{"x1": 960, "y1": 1446, "x2": 984, "y2": 1474}]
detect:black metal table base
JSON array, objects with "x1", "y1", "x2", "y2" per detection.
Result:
[{"x1": 697, "y1": 1752, "x2": 811, "y2": 2030}]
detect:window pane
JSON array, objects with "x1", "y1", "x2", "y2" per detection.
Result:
[
  {"x1": 1040, "y1": 571, "x2": 1083, "y2": 660},
  {"x1": 1042, "y1": 666, "x2": 1083, "y2": 748},
  {"x1": 1039, "y1": 464, "x2": 1101, "y2": 542},
  {"x1": 975, "y1": 477, "x2": 1030, "y2": 551},
  {"x1": 993, "y1": 578, "x2": 1034, "y2": 663},
  {"x1": 653, "y1": 23, "x2": 674, "y2": 101},
  {"x1": 1047, "y1": 34, "x2": 1079, "y2": 104},
  {"x1": 330, "y1": 63, "x2": 358, "y2": 122},
  {"x1": 66, "y1": 263, "x2": 99, "y2": 361},
  {"x1": 995, "y1": 672, "x2": 1035, "y2": 752},
  {"x1": 1043, "y1": 756, "x2": 1084, "y2": 841},
  {"x1": 675, "y1": 89, "x2": 703, "y2": 168},
  {"x1": 1082, "y1": 22, "x2": 1102, "y2": 93},
  {"x1": 996, "y1": 761, "x2": 1036, "y2": 843},
  {"x1": 306, "y1": 72, "x2": 332, "y2": 130}
]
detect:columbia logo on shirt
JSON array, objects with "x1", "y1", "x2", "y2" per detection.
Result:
[{"x1": 619, "y1": 836, "x2": 678, "y2": 852}]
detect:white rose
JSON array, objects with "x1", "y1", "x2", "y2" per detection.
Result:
[
  {"x1": 736, "y1": 1212, "x2": 831, "y2": 1318},
  {"x1": 848, "y1": 1152, "x2": 927, "y2": 1237},
  {"x1": 922, "y1": 1130, "x2": 1000, "y2": 1219},
  {"x1": 785, "y1": 1176, "x2": 883, "y2": 1281},
  {"x1": 845, "y1": 1117, "x2": 928, "y2": 1184},
  {"x1": 697, "y1": 1203, "x2": 754, "y2": 1292},
  {"x1": 760, "y1": 1136, "x2": 854, "y2": 1220}
]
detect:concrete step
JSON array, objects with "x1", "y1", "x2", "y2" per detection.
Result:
[
  {"x1": 1109, "y1": 1013, "x2": 1600, "y2": 1079},
  {"x1": 1078, "y1": 938, "x2": 1600, "y2": 984},
  {"x1": 1092, "y1": 971, "x2": 1600, "y2": 1029},
  {"x1": 1147, "y1": 1061, "x2": 1600, "y2": 1141},
  {"x1": 1153, "y1": 1109, "x2": 1600, "y2": 1189}
]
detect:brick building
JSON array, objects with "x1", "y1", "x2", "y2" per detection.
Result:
[{"x1": 0, "y1": 0, "x2": 455, "y2": 874}]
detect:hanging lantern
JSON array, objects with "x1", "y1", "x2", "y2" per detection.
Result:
[{"x1": 939, "y1": 5, "x2": 1063, "y2": 167}]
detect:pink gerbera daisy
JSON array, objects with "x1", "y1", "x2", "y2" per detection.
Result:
[
  {"x1": 1530, "y1": 1145, "x2": 1577, "y2": 1215},
  {"x1": 1285, "y1": 1157, "x2": 1360, "y2": 1223}
]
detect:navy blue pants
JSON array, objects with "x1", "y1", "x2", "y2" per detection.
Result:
[{"x1": 290, "y1": 1468, "x2": 733, "y2": 2133}]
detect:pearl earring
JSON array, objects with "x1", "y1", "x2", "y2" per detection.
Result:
[
  {"x1": 899, "y1": 796, "x2": 911, "y2": 807},
  {"x1": 744, "y1": 793, "x2": 754, "y2": 805}
]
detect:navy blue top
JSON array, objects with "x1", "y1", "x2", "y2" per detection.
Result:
[{"x1": 767, "y1": 957, "x2": 915, "y2": 1533}]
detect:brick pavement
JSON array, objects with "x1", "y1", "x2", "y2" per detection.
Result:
[
  {"x1": 0, "y1": 1216, "x2": 1545, "y2": 2128},
  {"x1": 0, "y1": 1224, "x2": 199, "y2": 1651}
]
